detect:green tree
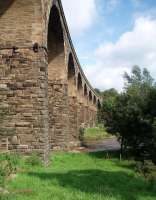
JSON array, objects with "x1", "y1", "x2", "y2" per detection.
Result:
[
  {"x1": 101, "y1": 66, "x2": 156, "y2": 163},
  {"x1": 99, "y1": 88, "x2": 119, "y2": 126},
  {"x1": 94, "y1": 88, "x2": 101, "y2": 95}
]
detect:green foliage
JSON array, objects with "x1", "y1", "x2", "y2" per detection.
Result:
[
  {"x1": 94, "y1": 88, "x2": 101, "y2": 95},
  {"x1": 98, "y1": 88, "x2": 119, "y2": 125},
  {"x1": 135, "y1": 160, "x2": 156, "y2": 192},
  {"x1": 0, "y1": 153, "x2": 20, "y2": 186},
  {"x1": 124, "y1": 65, "x2": 155, "y2": 91},
  {"x1": 102, "y1": 88, "x2": 118, "y2": 99},
  {"x1": 25, "y1": 152, "x2": 42, "y2": 166},
  {"x1": 0, "y1": 163, "x2": 7, "y2": 186},
  {"x1": 83, "y1": 125, "x2": 113, "y2": 141},
  {"x1": 3, "y1": 152, "x2": 156, "y2": 200},
  {"x1": 100, "y1": 66, "x2": 156, "y2": 163}
]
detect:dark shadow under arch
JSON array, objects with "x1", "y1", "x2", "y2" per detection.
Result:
[
  {"x1": 0, "y1": 0, "x2": 15, "y2": 17},
  {"x1": 77, "y1": 73, "x2": 83, "y2": 91},
  {"x1": 93, "y1": 96, "x2": 96, "y2": 105},
  {"x1": 89, "y1": 91, "x2": 92, "y2": 102},
  {"x1": 48, "y1": 5, "x2": 65, "y2": 81},
  {"x1": 68, "y1": 53, "x2": 76, "y2": 96},
  {"x1": 68, "y1": 53, "x2": 75, "y2": 80},
  {"x1": 84, "y1": 84, "x2": 88, "y2": 96}
]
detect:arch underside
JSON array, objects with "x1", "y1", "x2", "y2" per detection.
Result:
[
  {"x1": 48, "y1": 5, "x2": 65, "y2": 82},
  {"x1": 48, "y1": 5, "x2": 70, "y2": 149}
]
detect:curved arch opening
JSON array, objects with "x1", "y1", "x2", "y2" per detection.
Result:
[
  {"x1": 0, "y1": 0, "x2": 14, "y2": 16},
  {"x1": 84, "y1": 84, "x2": 88, "y2": 96},
  {"x1": 68, "y1": 53, "x2": 76, "y2": 96},
  {"x1": 77, "y1": 73, "x2": 83, "y2": 91},
  {"x1": 48, "y1": 5, "x2": 65, "y2": 81},
  {"x1": 89, "y1": 91, "x2": 92, "y2": 102},
  {"x1": 77, "y1": 73, "x2": 83, "y2": 103},
  {"x1": 93, "y1": 96, "x2": 96, "y2": 105},
  {"x1": 68, "y1": 53, "x2": 75, "y2": 79}
]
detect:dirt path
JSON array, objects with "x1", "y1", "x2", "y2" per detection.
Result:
[
  {"x1": 70, "y1": 137, "x2": 121, "y2": 153},
  {"x1": 84, "y1": 138, "x2": 121, "y2": 152}
]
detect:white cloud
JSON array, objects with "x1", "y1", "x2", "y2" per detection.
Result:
[
  {"x1": 84, "y1": 17, "x2": 156, "y2": 91},
  {"x1": 84, "y1": 64, "x2": 129, "y2": 91},
  {"x1": 62, "y1": 0, "x2": 97, "y2": 36}
]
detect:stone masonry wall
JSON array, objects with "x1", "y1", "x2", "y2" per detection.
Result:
[
  {"x1": 0, "y1": 0, "x2": 99, "y2": 155},
  {"x1": 0, "y1": 48, "x2": 49, "y2": 160},
  {"x1": 68, "y1": 96, "x2": 79, "y2": 147},
  {"x1": 49, "y1": 82, "x2": 69, "y2": 150},
  {"x1": 0, "y1": 0, "x2": 43, "y2": 48}
]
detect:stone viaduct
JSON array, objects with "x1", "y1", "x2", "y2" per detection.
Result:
[{"x1": 0, "y1": 0, "x2": 101, "y2": 159}]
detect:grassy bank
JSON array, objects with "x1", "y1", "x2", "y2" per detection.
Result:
[
  {"x1": 1, "y1": 152, "x2": 156, "y2": 200},
  {"x1": 83, "y1": 126, "x2": 114, "y2": 141}
]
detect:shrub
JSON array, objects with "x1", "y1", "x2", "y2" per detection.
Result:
[
  {"x1": 0, "y1": 153, "x2": 20, "y2": 186},
  {"x1": 25, "y1": 152, "x2": 42, "y2": 166},
  {"x1": 100, "y1": 66, "x2": 156, "y2": 163},
  {"x1": 5, "y1": 153, "x2": 19, "y2": 173},
  {"x1": 148, "y1": 176, "x2": 156, "y2": 192},
  {"x1": 135, "y1": 160, "x2": 156, "y2": 192},
  {"x1": 0, "y1": 165, "x2": 7, "y2": 186}
]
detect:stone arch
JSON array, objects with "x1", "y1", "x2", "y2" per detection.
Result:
[
  {"x1": 77, "y1": 73, "x2": 84, "y2": 127},
  {"x1": 48, "y1": 5, "x2": 65, "y2": 82},
  {"x1": 68, "y1": 53, "x2": 75, "y2": 79},
  {"x1": 48, "y1": 4, "x2": 69, "y2": 149},
  {"x1": 68, "y1": 53, "x2": 76, "y2": 96},
  {"x1": 67, "y1": 53, "x2": 78, "y2": 144},
  {"x1": 83, "y1": 84, "x2": 88, "y2": 126},
  {"x1": 84, "y1": 84, "x2": 88, "y2": 97},
  {"x1": 89, "y1": 91, "x2": 93, "y2": 102},
  {"x1": 0, "y1": 1, "x2": 14, "y2": 17},
  {"x1": 77, "y1": 73, "x2": 83, "y2": 91},
  {"x1": 88, "y1": 91, "x2": 93, "y2": 127},
  {"x1": 93, "y1": 95, "x2": 97, "y2": 105}
]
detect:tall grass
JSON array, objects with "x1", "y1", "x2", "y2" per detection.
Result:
[{"x1": 2, "y1": 152, "x2": 155, "y2": 200}]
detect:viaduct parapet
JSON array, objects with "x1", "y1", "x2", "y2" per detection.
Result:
[{"x1": 0, "y1": 0, "x2": 101, "y2": 159}]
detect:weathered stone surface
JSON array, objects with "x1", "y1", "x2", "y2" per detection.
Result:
[{"x1": 0, "y1": 0, "x2": 101, "y2": 158}]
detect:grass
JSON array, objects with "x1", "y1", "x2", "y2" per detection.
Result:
[
  {"x1": 83, "y1": 126, "x2": 114, "y2": 141},
  {"x1": 2, "y1": 152, "x2": 156, "y2": 200}
]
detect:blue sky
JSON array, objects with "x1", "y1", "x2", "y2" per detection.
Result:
[{"x1": 62, "y1": 0, "x2": 156, "y2": 91}]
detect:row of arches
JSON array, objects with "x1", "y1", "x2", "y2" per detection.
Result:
[
  {"x1": 68, "y1": 53, "x2": 100, "y2": 106},
  {"x1": 47, "y1": 2, "x2": 101, "y2": 148},
  {"x1": 0, "y1": 0, "x2": 101, "y2": 155},
  {"x1": 47, "y1": 4, "x2": 100, "y2": 107}
]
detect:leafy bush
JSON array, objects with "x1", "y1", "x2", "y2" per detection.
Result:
[
  {"x1": 0, "y1": 153, "x2": 20, "y2": 186},
  {"x1": 25, "y1": 152, "x2": 42, "y2": 166},
  {"x1": 0, "y1": 163, "x2": 7, "y2": 186},
  {"x1": 135, "y1": 160, "x2": 156, "y2": 191},
  {"x1": 148, "y1": 176, "x2": 156, "y2": 192},
  {"x1": 0, "y1": 196, "x2": 9, "y2": 200},
  {"x1": 100, "y1": 66, "x2": 156, "y2": 163}
]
